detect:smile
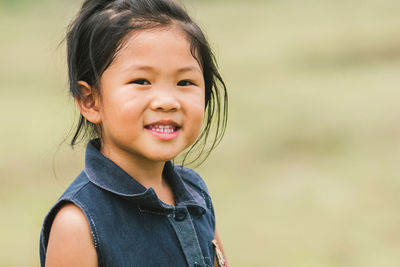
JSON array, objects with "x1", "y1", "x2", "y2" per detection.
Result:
[
  {"x1": 148, "y1": 125, "x2": 177, "y2": 133},
  {"x1": 144, "y1": 120, "x2": 181, "y2": 140}
]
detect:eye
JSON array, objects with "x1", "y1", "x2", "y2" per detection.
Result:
[
  {"x1": 131, "y1": 79, "x2": 150, "y2": 85},
  {"x1": 177, "y1": 80, "x2": 195, "y2": 86}
]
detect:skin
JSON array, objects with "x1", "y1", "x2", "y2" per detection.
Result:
[
  {"x1": 46, "y1": 26, "x2": 227, "y2": 266},
  {"x1": 45, "y1": 204, "x2": 97, "y2": 267}
]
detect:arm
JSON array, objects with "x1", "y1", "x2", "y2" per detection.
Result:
[
  {"x1": 45, "y1": 203, "x2": 98, "y2": 267},
  {"x1": 214, "y1": 226, "x2": 229, "y2": 267}
]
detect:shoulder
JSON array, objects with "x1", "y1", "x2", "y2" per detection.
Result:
[
  {"x1": 45, "y1": 203, "x2": 97, "y2": 267},
  {"x1": 40, "y1": 172, "x2": 101, "y2": 266},
  {"x1": 51, "y1": 203, "x2": 89, "y2": 230},
  {"x1": 175, "y1": 165, "x2": 210, "y2": 194},
  {"x1": 174, "y1": 165, "x2": 216, "y2": 216}
]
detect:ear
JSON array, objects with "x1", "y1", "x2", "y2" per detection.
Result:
[{"x1": 75, "y1": 81, "x2": 101, "y2": 124}]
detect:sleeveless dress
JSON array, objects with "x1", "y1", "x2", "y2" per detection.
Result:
[{"x1": 39, "y1": 139, "x2": 216, "y2": 267}]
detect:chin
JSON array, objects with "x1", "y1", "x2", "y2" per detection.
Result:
[
  {"x1": 147, "y1": 152, "x2": 179, "y2": 162},
  {"x1": 145, "y1": 144, "x2": 189, "y2": 163}
]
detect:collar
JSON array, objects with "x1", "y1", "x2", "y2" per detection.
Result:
[{"x1": 83, "y1": 139, "x2": 206, "y2": 214}]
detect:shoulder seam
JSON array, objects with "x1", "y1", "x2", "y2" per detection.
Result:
[
  {"x1": 178, "y1": 166, "x2": 210, "y2": 195},
  {"x1": 177, "y1": 166, "x2": 215, "y2": 212}
]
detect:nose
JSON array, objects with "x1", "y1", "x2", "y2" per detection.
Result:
[{"x1": 149, "y1": 89, "x2": 181, "y2": 112}]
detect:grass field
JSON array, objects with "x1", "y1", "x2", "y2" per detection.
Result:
[{"x1": 1, "y1": 0, "x2": 400, "y2": 266}]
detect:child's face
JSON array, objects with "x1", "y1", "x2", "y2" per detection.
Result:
[{"x1": 96, "y1": 27, "x2": 205, "y2": 164}]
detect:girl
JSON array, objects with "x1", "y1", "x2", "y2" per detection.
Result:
[{"x1": 39, "y1": 0, "x2": 228, "y2": 266}]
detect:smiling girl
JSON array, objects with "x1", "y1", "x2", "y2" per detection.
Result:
[{"x1": 39, "y1": 0, "x2": 228, "y2": 266}]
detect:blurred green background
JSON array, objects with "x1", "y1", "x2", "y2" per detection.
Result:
[{"x1": 1, "y1": 0, "x2": 400, "y2": 266}]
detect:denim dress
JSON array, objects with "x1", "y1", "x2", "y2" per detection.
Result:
[{"x1": 39, "y1": 139, "x2": 216, "y2": 267}]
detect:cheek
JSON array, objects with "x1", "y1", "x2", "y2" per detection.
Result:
[
  {"x1": 188, "y1": 100, "x2": 205, "y2": 139},
  {"x1": 101, "y1": 93, "x2": 144, "y2": 121}
]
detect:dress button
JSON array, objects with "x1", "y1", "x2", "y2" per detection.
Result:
[
  {"x1": 193, "y1": 263, "x2": 201, "y2": 267},
  {"x1": 174, "y1": 209, "x2": 187, "y2": 221}
]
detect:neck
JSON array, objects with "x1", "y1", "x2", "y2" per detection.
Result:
[
  {"x1": 100, "y1": 143, "x2": 166, "y2": 189},
  {"x1": 99, "y1": 141, "x2": 176, "y2": 206}
]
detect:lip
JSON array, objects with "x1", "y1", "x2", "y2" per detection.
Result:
[
  {"x1": 145, "y1": 119, "x2": 181, "y2": 128},
  {"x1": 144, "y1": 119, "x2": 181, "y2": 141}
]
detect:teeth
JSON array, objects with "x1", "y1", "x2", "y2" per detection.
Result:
[{"x1": 149, "y1": 125, "x2": 175, "y2": 133}]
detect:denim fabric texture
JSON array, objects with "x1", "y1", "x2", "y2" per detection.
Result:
[{"x1": 39, "y1": 139, "x2": 216, "y2": 267}]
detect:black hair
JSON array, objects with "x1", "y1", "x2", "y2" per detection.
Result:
[{"x1": 67, "y1": 0, "x2": 227, "y2": 166}]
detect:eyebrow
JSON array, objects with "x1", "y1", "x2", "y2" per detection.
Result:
[
  {"x1": 124, "y1": 64, "x2": 202, "y2": 74},
  {"x1": 176, "y1": 66, "x2": 202, "y2": 73}
]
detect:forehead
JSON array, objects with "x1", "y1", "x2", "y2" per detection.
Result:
[{"x1": 111, "y1": 26, "x2": 201, "y2": 72}]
